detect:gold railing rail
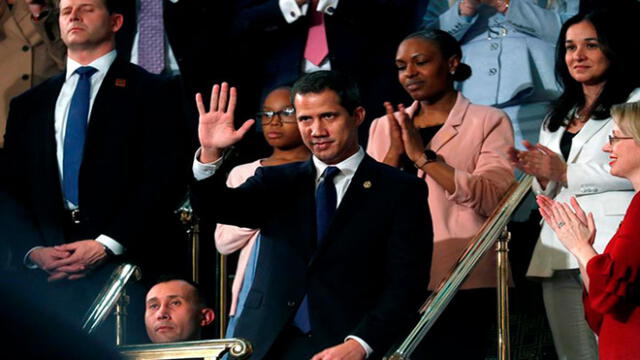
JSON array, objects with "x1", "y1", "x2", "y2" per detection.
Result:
[
  {"x1": 82, "y1": 263, "x2": 142, "y2": 344},
  {"x1": 119, "y1": 338, "x2": 252, "y2": 360},
  {"x1": 386, "y1": 174, "x2": 533, "y2": 360}
]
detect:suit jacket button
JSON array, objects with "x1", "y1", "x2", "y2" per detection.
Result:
[
  {"x1": 21, "y1": 74, "x2": 29, "y2": 80},
  {"x1": 287, "y1": 300, "x2": 296, "y2": 307},
  {"x1": 22, "y1": 45, "x2": 30, "y2": 52}
]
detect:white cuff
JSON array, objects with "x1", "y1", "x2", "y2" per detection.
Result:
[
  {"x1": 345, "y1": 335, "x2": 373, "y2": 358},
  {"x1": 318, "y1": 0, "x2": 339, "y2": 15},
  {"x1": 96, "y1": 235, "x2": 125, "y2": 256},
  {"x1": 23, "y1": 246, "x2": 44, "y2": 269},
  {"x1": 279, "y1": 0, "x2": 308, "y2": 23},
  {"x1": 193, "y1": 148, "x2": 224, "y2": 181}
]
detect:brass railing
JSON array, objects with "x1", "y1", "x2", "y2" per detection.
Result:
[
  {"x1": 82, "y1": 263, "x2": 142, "y2": 344},
  {"x1": 386, "y1": 175, "x2": 533, "y2": 360},
  {"x1": 178, "y1": 195, "x2": 228, "y2": 338},
  {"x1": 119, "y1": 338, "x2": 252, "y2": 360}
]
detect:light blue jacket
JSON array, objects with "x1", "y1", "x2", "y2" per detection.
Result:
[{"x1": 424, "y1": 0, "x2": 578, "y2": 107}]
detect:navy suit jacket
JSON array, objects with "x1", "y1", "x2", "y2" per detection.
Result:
[
  {"x1": 192, "y1": 155, "x2": 432, "y2": 359},
  {"x1": 1, "y1": 56, "x2": 191, "y2": 279}
]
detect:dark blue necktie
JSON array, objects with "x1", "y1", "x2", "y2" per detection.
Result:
[
  {"x1": 63, "y1": 66, "x2": 97, "y2": 207},
  {"x1": 293, "y1": 166, "x2": 341, "y2": 333}
]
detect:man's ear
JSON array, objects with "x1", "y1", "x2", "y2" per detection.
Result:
[
  {"x1": 111, "y1": 13, "x2": 124, "y2": 33},
  {"x1": 200, "y1": 308, "x2": 215, "y2": 326},
  {"x1": 353, "y1": 106, "x2": 366, "y2": 127}
]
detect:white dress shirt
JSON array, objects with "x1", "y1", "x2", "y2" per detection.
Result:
[{"x1": 193, "y1": 147, "x2": 373, "y2": 357}]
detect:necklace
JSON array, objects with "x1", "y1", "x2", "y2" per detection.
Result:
[{"x1": 573, "y1": 107, "x2": 589, "y2": 123}]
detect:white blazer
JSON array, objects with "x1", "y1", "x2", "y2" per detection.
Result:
[{"x1": 527, "y1": 89, "x2": 640, "y2": 277}]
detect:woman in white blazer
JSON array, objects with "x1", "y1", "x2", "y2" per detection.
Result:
[{"x1": 509, "y1": 10, "x2": 640, "y2": 360}]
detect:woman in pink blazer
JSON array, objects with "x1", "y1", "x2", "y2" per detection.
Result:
[{"x1": 366, "y1": 29, "x2": 514, "y2": 359}]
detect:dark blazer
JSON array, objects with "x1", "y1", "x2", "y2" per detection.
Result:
[
  {"x1": 115, "y1": 0, "x2": 232, "y2": 98},
  {"x1": 1, "y1": 56, "x2": 191, "y2": 279},
  {"x1": 192, "y1": 155, "x2": 432, "y2": 359},
  {"x1": 229, "y1": 0, "x2": 427, "y2": 134}
]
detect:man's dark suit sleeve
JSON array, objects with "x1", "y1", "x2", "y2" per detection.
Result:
[
  {"x1": 96, "y1": 74, "x2": 190, "y2": 255},
  {"x1": 1, "y1": 96, "x2": 45, "y2": 259}
]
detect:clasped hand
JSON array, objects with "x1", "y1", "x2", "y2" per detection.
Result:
[{"x1": 29, "y1": 240, "x2": 109, "y2": 282}]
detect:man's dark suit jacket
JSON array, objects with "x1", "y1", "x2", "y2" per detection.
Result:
[
  {"x1": 1, "y1": 56, "x2": 191, "y2": 281},
  {"x1": 115, "y1": 0, "x2": 233, "y2": 99},
  {"x1": 192, "y1": 155, "x2": 433, "y2": 359},
  {"x1": 229, "y1": 0, "x2": 429, "y2": 139}
]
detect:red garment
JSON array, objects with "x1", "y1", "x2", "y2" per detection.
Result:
[{"x1": 584, "y1": 191, "x2": 640, "y2": 360}]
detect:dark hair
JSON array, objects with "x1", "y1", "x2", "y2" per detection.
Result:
[
  {"x1": 105, "y1": 0, "x2": 125, "y2": 14},
  {"x1": 546, "y1": 10, "x2": 640, "y2": 132},
  {"x1": 152, "y1": 276, "x2": 208, "y2": 308},
  {"x1": 291, "y1": 71, "x2": 361, "y2": 114},
  {"x1": 405, "y1": 29, "x2": 472, "y2": 82}
]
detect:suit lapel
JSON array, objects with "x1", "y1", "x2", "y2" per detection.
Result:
[
  {"x1": 308, "y1": 155, "x2": 376, "y2": 267},
  {"x1": 430, "y1": 93, "x2": 467, "y2": 152},
  {"x1": 297, "y1": 160, "x2": 319, "y2": 260},
  {"x1": 40, "y1": 75, "x2": 66, "y2": 173},
  {"x1": 2, "y1": 0, "x2": 43, "y2": 46},
  {"x1": 84, "y1": 57, "x2": 129, "y2": 158},
  {"x1": 567, "y1": 119, "x2": 609, "y2": 163}
]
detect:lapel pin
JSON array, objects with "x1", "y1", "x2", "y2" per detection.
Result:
[
  {"x1": 115, "y1": 78, "x2": 126, "y2": 87},
  {"x1": 363, "y1": 180, "x2": 372, "y2": 189}
]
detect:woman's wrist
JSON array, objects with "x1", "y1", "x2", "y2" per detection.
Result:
[{"x1": 571, "y1": 242, "x2": 597, "y2": 267}]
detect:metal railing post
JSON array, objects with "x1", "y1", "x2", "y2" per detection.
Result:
[
  {"x1": 115, "y1": 290, "x2": 130, "y2": 346},
  {"x1": 497, "y1": 228, "x2": 511, "y2": 360}
]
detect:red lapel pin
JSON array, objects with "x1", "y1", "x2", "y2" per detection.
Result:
[{"x1": 115, "y1": 78, "x2": 126, "y2": 87}]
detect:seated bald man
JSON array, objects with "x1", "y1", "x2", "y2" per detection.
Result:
[{"x1": 145, "y1": 278, "x2": 215, "y2": 343}]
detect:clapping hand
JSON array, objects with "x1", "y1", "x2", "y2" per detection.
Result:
[
  {"x1": 537, "y1": 195, "x2": 596, "y2": 254},
  {"x1": 509, "y1": 140, "x2": 567, "y2": 185},
  {"x1": 196, "y1": 83, "x2": 254, "y2": 163}
]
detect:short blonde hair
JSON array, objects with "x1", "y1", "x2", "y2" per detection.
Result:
[{"x1": 611, "y1": 102, "x2": 640, "y2": 144}]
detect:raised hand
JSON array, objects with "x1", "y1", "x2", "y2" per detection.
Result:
[{"x1": 196, "y1": 83, "x2": 255, "y2": 163}]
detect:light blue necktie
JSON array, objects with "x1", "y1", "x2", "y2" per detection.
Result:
[
  {"x1": 293, "y1": 166, "x2": 341, "y2": 333},
  {"x1": 63, "y1": 66, "x2": 97, "y2": 207}
]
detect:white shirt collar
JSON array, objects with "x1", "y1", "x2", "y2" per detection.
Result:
[
  {"x1": 312, "y1": 147, "x2": 365, "y2": 182},
  {"x1": 65, "y1": 50, "x2": 117, "y2": 80}
]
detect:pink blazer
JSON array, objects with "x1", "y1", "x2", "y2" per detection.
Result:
[{"x1": 367, "y1": 93, "x2": 515, "y2": 289}]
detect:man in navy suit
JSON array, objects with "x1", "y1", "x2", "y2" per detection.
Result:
[
  {"x1": 1, "y1": 0, "x2": 190, "y2": 326},
  {"x1": 192, "y1": 71, "x2": 432, "y2": 359}
]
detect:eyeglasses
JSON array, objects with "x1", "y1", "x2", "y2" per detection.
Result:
[
  {"x1": 608, "y1": 135, "x2": 634, "y2": 145},
  {"x1": 258, "y1": 107, "x2": 296, "y2": 125}
]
